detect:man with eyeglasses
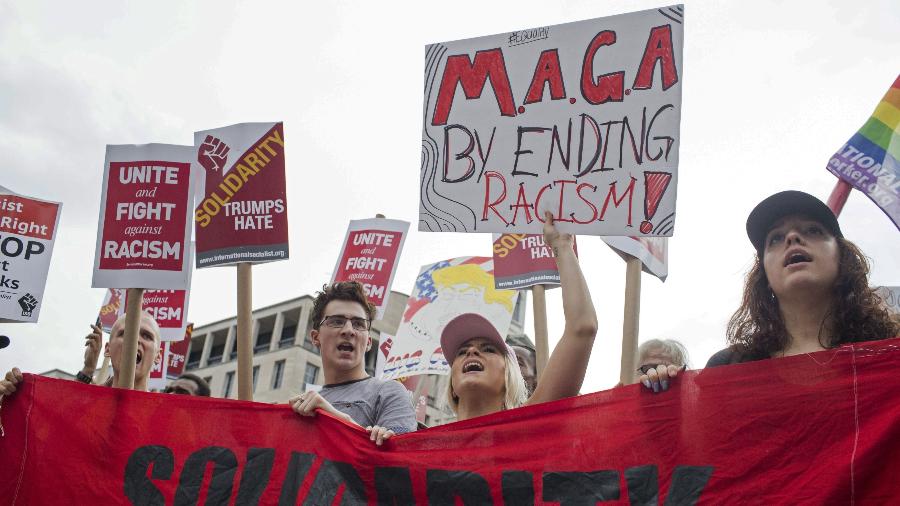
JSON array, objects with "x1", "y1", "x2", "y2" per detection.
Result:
[{"x1": 289, "y1": 282, "x2": 416, "y2": 445}]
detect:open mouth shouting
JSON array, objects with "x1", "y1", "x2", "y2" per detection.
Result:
[
  {"x1": 784, "y1": 249, "x2": 812, "y2": 267},
  {"x1": 337, "y1": 342, "x2": 356, "y2": 354},
  {"x1": 462, "y1": 359, "x2": 484, "y2": 374},
  {"x1": 136, "y1": 349, "x2": 143, "y2": 365}
]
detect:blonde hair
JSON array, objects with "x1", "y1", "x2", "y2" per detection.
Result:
[
  {"x1": 110, "y1": 311, "x2": 162, "y2": 349},
  {"x1": 445, "y1": 349, "x2": 529, "y2": 414}
]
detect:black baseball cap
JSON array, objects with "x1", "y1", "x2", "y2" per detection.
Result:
[{"x1": 746, "y1": 190, "x2": 843, "y2": 253}]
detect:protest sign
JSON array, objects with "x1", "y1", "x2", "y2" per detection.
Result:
[
  {"x1": 117, "y1": 289, "x2": 190, "y2": 342},
  {"x1": 97, "y1": 288, "x2": 124, "y2": 332},
  {"x1": 92, "y1": 144, "x2": 195, "y2": 289},
  {"x1": 875, "y1": 286, "x2": 899, "y2": 315},
  {"x1": 492, "y1": 233, "x2": 578, "y2": 289},
  {"x1": 827, "y1": 75, "x2": 900, "y2": 230},
  {"x1": 0, "y1": 186, "x2": 61, "y2": 323},
  {"x1": 332, "y1": 218, "x2": 409, "y2": 318},
  {"x1": 147, "y1": 345, "x2": 168, "y2": 390},
  {"x1": 374, "y1": 333, "x2": 393, "y2": 379},
  {"x1": 603, "y1": 235, "x2": 668, "y2": 281},
  {"x1": 4, "y1": 337, "x2": 900, "y2": 503},
  {"x1": 382, "y1": 257, "x2": 518, "y2": 380},
  {"x1": 194, "y1": 122, "x2": 289, "y2": 268},
  {"x1": 420, "y1": 6, "x2": 683, "y2": 236},
  {"x1": 166, "y1": 323, "x2": 194, "y2": 379}
]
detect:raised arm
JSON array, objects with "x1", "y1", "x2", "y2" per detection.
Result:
[{"x1": 526, "y1": 213, "x2": 598, "y2": 405}]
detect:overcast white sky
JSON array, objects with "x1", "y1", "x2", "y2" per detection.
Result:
[{"x1": 1, "y1": 0, "x2": 897, "y2": 394}]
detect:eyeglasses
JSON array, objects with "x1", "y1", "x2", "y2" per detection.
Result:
[{"x1": 320, "y1": 315, "x2": 371, "y2": 331}]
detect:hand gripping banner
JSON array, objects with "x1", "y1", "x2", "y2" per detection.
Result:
[{"x1": 2, "y1": 338, "x2": 900, "y2": 504}]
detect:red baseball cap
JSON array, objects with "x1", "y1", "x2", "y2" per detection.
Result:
[{"x1": 440, "y1": 313, "x2": 515, "y2": 363}]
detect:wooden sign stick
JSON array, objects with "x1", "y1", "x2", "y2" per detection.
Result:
[
  {"x1": 532, "y1": 285, "x2": 549, "y2": 379},
  {"x1": 236, "y1": 263, "x2": 254, "y2": 400},
  {"x1": 619, "y1": 255, "x2": 642, "y2": 385},
  {"x1": 116, "y1": 288, "x2": 144, "y2": 389}
]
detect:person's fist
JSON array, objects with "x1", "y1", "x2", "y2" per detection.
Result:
[
  {"x1": 0, "y1": 368, "x2": 24, "y2": 397},
  {"x1": 197, "y1": 135, "x2": 230, "y2": 172}
]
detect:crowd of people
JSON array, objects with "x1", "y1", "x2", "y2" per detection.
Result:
[{"x1": 0, "y1": 190, "x2": 897, "y2": 445}]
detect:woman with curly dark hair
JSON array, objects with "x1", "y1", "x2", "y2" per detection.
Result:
[{"x1": 640, "y1": 190, "x2": 897, "y2": 390}]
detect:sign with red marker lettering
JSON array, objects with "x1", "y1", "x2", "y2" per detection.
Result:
[
  {"x1": 603, "y1": 236, "x2": 668, "y2": 281},
  {"x1": 0, "y1": 186, "x2": 62, "y2": 323},
  {"x1": 117, "y1": 289, "x2": 191, "y2": 342},
  {"x1": 332, "y1": 218, "x2": 409, "y2": 318},
  {"x1": 92, "y1": 144, "x2": 195, "y2": 289},
  {"x1": 492, "y1": 233, "x2": 578, "y2": 289},
  {"x1": 420, "y1": 6, "x2": 683, "y2": 236},
  {"x1": 194, "y1": 122, "x2": 289, "y2": 267},
  {"x1": 165, "y1": 323, "x2": 193, "y2": 379}
]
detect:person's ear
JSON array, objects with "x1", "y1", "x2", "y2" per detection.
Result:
[
  {"x1": 366, "y1": 336, "x2": 372, "y2": 352},
  {"x1": 310, "y1": 330, "x2": 320, "y2": 348},
  {"x1": 103, "y1": 342, "x2": 110, "y2": 358}
]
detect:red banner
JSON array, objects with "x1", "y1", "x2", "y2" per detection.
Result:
[{"x1": 2, "y1": 338, "x2": 899, "y2": 503}]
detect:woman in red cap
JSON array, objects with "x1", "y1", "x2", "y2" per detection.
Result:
[
  {"x1": 641, "y1": 190, "x2": 897, "y2": 391},
  {"x1": 440, "y1": 212, "x2": 598, "y2": 421}
]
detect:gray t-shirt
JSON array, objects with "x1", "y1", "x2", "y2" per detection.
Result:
[{"x1": 319, "y1": 376, "x2": 417, "y2": 434}]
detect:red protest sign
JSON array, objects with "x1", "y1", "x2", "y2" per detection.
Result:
[
  {"x1": 332, "y1": 218, "x2": 409, "y2": 317},
  {"x1": 97, "y1": 288, "x2": 123, "y2": 332},
  {"x1": 147, "y1": 345, "x2": 167, "y2": 390},
  {"x1": 166, "y1": 323, "x2": 193, "y2": 378},
  {"x1": 492, "y1": 233, "x2": 577, "y2": 289},
  {"x1": 92, "y1": 145, "x2": 195, "y2": 289},
  {"x1": 193, "y1": 122, "x2": 289, "y2": 267},
  {"x1": 4, "y1": 337, "x2": 900, "y2": 503},
  {"x1": 119, "y1": 289, "x2": 190, "y2": 342}
]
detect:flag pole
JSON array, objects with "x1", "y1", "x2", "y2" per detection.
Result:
[{"x1": 826, "y1": 180, "x2": 853, "y2": 217}]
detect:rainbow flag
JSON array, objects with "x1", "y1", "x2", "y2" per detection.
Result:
[{"x1": 827, "y1": 75, "x2": 900, "y2": 230}]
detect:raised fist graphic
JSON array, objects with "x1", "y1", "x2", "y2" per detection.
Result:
[
  {"x1": 18, "y1": 293, "x2": 38, "y2": 317},
  {"x1": 197, "y1": 135, "x2": 230, "y2": 172}
]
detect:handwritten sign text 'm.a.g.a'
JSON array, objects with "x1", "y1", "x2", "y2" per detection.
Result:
[{"x1": 420, "y1": 6, "x2": 683, "y2": 236}]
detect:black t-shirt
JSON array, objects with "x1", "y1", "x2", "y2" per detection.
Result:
[{"x1": 705, "y1": 347, "x2": 768, "y2": 368}]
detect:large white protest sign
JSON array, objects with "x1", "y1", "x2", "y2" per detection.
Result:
[
  {"x1": 0, "y1": 187, "x2": 62, "y2": 323},
  {"x1": 332, "y1": 218, "x2": 409, "y2": 319},
  {"x1": 92, "y1": 144, "x2": 196, "y2": 289},
  {"x1": 420, "y1": 6, "x2": 683, "y2": 236},
  {"x1": 603, "y1": 236, "x2": 668, "y2": 281},
  {"x1": 381, "y1": 257, "x2": 519, "y2": 380}
]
